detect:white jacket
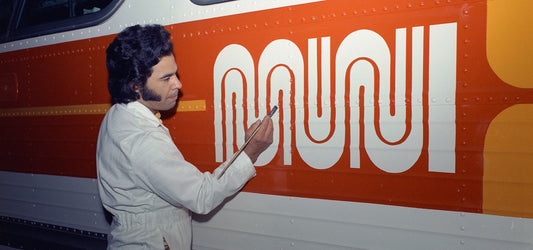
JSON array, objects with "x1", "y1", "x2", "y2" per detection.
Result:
[{"x1": 97, "y1": 101, "x2": 255, "y2": 249}]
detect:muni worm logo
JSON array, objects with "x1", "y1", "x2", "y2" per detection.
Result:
[{"x1": 213, "y1": 23, "x2": 457, "y2": 174}]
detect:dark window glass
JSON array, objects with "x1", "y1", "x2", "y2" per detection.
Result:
[
  {"x1": 0, "y1": 0, "x2": 122, "y2": 43},
  {"x1": 74, "y1": 0, "x2": 114, "y2": 16},
  {"x1": 190, "y1": 0, "x2": 234, "y2": 5},
  {"x1": 0, "y1": 0, "x2": 16, "y2": 36},
  {"x1": 18, "y1": 0, "x2": 114, "y2": 29}
]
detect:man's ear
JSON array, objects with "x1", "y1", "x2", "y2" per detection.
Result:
[{"x1": 129, "y1": 82, "x2": 142, "y2": 99}]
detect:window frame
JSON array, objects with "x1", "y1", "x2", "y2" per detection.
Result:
[{"x1": 190, "y1": 0, "x2": 235, "y2": 6}]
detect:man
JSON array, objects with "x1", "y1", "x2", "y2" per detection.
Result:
[{"x1": 97, "y1": 24, "x2": 273, "y2": 249}]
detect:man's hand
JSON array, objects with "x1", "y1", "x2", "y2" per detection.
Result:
[{"x1": 243, "y1": 116, "x2": 274, "y2": 163}]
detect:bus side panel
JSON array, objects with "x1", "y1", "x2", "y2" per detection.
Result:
[
  {"x1": 0, "y1": 0, "x2": 532, "y2": 249},
  {"x1": 0, "y1": 171, "x2": 109, "y2": 233},
  {"x1": 170, "y1": 0, "x2": 481, "y2": 212}
]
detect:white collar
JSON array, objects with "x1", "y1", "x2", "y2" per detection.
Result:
[{"x1": 127, "y1": 101, "x2": 163, "y2": 127}]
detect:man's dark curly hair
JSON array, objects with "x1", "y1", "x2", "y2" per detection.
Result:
[{"x1": 106, "y1": 24, "x2": 174, "y2": 104}]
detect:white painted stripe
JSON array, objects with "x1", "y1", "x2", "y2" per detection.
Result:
[
  {"x1": 428, "y1": 22, "x2": 457, "y2": 173},
  {"x1": 2, "y1": 172, "x2": 531, "y2": 249},
  {"x1": 193, "y1": 192, "x2": 533, "y2": 249},
  {"x1": 0, "y1": 171, "x2": 109, "y2": 233}
]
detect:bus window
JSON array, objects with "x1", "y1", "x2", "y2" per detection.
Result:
[
  {"x1": 17, "y1": 0, "x2": 114, "y2": 29},
  {"x1": 1, "y1": 0, "x2": 123, "y2": 43},
  {"x1": 0, "y1": 0, "x2": 16, "y2": 38},
  {"x1": 190, "y1": 0, "x2": 235, "y2": 5},
  {"x1": 18, "y1": 0, "x2": 70, "y2": 29}
]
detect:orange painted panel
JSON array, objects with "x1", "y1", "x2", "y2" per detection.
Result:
[
  {"x1": 484, "y1": 105, "x2": 533, "y2": 218},
  {"x1": 171, "y1": 0, "x2": 482, "y2": 212},
  {"x1": 483, "y1": 0, "x2": 533, "y2": 219},
  {"x1": 487, "y1": 0, "x2": 533, "y2": 87}
]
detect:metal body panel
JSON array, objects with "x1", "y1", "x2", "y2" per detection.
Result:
[
  {"x1": 0, "y1": 0, "x2": 532, "y2": 248},
  {"x1": 193, "y1": 192, "x2": 533, "y2": 250},
  {"x1": 0, "y1": 171, "x2": 108, "y2": 233},
  {"x1": 1, "y1": 172, "x2": 532, "y2": 249}
]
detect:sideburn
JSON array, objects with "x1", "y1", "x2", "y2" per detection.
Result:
[
  {"x1": 140, "y1": 86, "x2": 162, "y2": 101},
  {"x1": 130, "y1": 82, "x2": 162, "y2": 101}
]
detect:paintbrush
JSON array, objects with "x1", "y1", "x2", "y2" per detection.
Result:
[{"x1": 217, "y1": 106, "x2": 278, "y2": 179}]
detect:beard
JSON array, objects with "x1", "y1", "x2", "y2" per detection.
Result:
[{"x1": 140, "y1": 86, "x2": 162, "y2": 101}]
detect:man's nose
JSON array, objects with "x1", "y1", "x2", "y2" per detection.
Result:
[{"x1": 172, "y1": 76, "x2": 182, "y2": 89}]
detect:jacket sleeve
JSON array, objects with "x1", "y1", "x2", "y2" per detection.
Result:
[{"x1": 125, "y1": 129, "x2": 256, "y2": 214}]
